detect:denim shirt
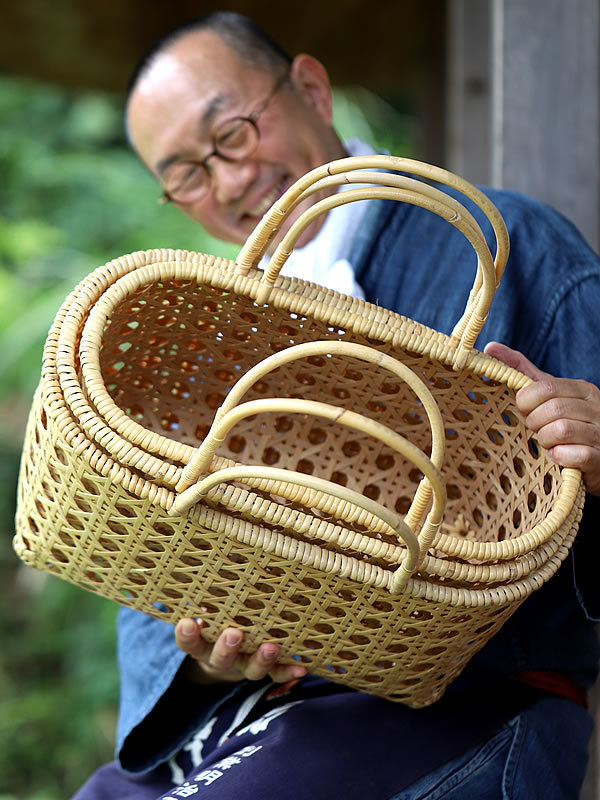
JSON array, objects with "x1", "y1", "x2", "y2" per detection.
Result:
[{"x1": 116, "y1": 185, "x2": 600, "y2": 774}]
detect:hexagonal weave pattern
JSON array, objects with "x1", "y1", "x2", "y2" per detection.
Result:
[{"x1": 14, "y1": 157, "x2": 584, "y2": 707}]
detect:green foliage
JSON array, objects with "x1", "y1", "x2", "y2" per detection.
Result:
[
  {"x1": 0, "y1": 75, "x2": 229, "y2": 799},
  {"x1": 0, "y1": 77, "x2": 235, "y2": 406},
  {"x1": 333, "y1": 85, "x2": 415, "y2": 158},
  {"x1": 0, "y1": 74, "x2": 414, "y2": 799}
]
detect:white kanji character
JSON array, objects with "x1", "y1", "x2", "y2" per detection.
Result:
[
  {"x1": 235, "y1": 701, "x2": 303, "y2": 737},
  {"x1": 217, "y1": 684, "x2": 271, "y2": 746},
  {"x1": 213, "y1": 755, "x2": 242, "y2": 770},
  {"x1": 172, "y1": 782, "x2": 199, "y2": 797},
  {"x1": 167, "y1": 757, "x2": 186, "y2": 787},
  {"x1": 184, "y1": 716, "x2": 217, "y2": 766},
  {"x1": 168, "y1": 716, "x2": 217, "y2": 783},
  {"x1": 235, "y1": 744, "x2": 264, "y2": 758},
  {"x1": 195, "y1": 768, "x2": 223, "y2": 786}
]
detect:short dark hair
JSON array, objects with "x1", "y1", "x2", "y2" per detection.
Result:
[{"x1": 126, "y1": 12, "x2": 292, "y2": 105}]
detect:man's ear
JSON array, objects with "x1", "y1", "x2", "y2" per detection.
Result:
[{"x1": 289, "y1": 54, "x2": 334, "y2": 124}]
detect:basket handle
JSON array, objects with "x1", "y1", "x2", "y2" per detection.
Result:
[
  {"x1": 172, "y1": 463, "x2": 444, "y2": 593},
  {"x1": 236, "y1": 156, "x2": 509, "y2": 367},
  {"x1": 177, "y1": 339, "x2": 444, "y2": 494},
  {"x1": 172, "y1": 341, "x2": 447, "y2": 588}
]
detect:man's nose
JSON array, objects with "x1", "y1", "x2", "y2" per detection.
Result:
[{"x1": 211, "y1": 157, "x2": 257, "y2": 204}]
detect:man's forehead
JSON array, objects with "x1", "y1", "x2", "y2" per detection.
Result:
[
  {"x1": 143, "y1": 30, "x2": 249, "y2": 94},
  {"x1": 134, "y1": 33, "x2": 271, "y2": 129}
]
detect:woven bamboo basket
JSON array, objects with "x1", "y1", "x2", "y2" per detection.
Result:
[{"x1": 14, "y1": 156, "x2": 584, "y2": 707}]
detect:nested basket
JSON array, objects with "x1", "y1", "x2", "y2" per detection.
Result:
[{"x1": 14, "y1": 156, "x2": 584, "y2": 707}]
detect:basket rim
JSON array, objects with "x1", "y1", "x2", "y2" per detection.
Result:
[{"x1": 41, "y1": 248, "x2": 583, "y2": 568}]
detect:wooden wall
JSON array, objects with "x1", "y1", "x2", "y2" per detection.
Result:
[
  {"x1": 2, "y1": 0, "x2": 447, "y2": 164},
  {"x1": 1, "y1": 0, "x2": 444, "y2": 91},
  {"x1": 447, "y1": 0, "x2": 599, "y2": 251}
]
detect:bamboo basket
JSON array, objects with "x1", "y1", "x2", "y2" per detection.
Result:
[{"x1": 14, "y1": 156, "x2": 584, "y2": 707}]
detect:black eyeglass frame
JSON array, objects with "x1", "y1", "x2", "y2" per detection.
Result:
[{"x1": 159, "y1": 70, "x2": 291, "y2": 205}]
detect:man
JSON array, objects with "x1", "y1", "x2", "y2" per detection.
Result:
[
  {"x1": 126, "y1": 15, "x2": 345, "y2": 250},
  {"x1": 75, "y1": 12, "x2": 600, "y2": 799}
]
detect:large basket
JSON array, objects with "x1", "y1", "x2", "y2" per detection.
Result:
[{"x1": 14, "y1": 156, "x2": 584, "y2": 707}]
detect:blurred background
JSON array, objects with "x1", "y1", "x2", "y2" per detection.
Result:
[{"x1": 1, "y1": 1, "x2": 598, "y2": 798}]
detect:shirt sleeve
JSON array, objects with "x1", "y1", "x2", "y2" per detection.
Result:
[{"x1": 115, "y1": 607, "x2": 241, "y2": 773}]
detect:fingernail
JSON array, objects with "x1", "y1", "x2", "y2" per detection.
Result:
[
  {"x1": 179, "y1": 619, "x2": 197, "y2": 637},
  {"x1": 224, "y1": 630, "x2": 242, "y2": 647},
  {"x1": 262, "y1": 644, "x2": 278, "y2": 661},
  {"x1": 292, "y1": 666, "x2": 307, "y2": 678}
]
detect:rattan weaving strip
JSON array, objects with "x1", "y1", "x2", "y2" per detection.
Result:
[{"x1": 14, "y1": 155, "x2": 585, "y2": 705}]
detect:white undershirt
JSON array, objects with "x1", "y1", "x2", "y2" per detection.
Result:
[{"x1": 259, "y1": 138, "x2": 375, "y2": 300}]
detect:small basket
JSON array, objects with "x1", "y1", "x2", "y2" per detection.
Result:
[{"x1": 14, "y1": 156, "x2": 584, "y2": 707}]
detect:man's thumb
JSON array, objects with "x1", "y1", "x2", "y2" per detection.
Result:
[{"x1": 484, "y1": 341, "x2": 547, "y2": 383}]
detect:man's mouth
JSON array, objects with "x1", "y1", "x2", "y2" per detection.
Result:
[{"x1": 246, "y1": 179, "x2": 287, "y2": 218}]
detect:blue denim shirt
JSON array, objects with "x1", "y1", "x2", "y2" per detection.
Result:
[{"x1": 116, "y1": 185, "x2": 600, "y2": 773}]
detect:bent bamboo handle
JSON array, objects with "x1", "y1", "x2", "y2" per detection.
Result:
[
  {"x1": 173, "y1": 341, "x2": 447, "y2": 585},
  {"x1": 177, "y1": 340, "x2": 444, "y2": 534},
  {"x1": 236, "y1": 156, "x2": 509, "y2": 366},
  {"x1": 172, "y1": 464, "x2": 442, "y2": 593}
]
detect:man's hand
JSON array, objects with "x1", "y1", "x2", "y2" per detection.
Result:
[
  {"x1": 485, "y1": 342, "x2": 600, "y2": 496},
  {"x1": 175, "y1": 618, "x2": 308, "y2": 685}
]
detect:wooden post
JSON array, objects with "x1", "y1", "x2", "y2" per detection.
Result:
[
  {"x1": 447, "y1": 2, "x2": 600, "y2": 795},
  {"x1": 446, "y1": 0, "x2": 492, "y2": 185},
  {"x1": 446, "y1": 0, "x2": 599, "y2": 252}
]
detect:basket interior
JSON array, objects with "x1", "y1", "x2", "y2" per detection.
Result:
[{"x1": 97, "y1": 278, "x2": 559, "y2": 564}]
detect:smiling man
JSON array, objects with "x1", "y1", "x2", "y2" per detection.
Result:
[
  {"x1": 72, "y1": 11, "x2": 600, "y2": 800},
  {"x1": 126, "y1": 22, "x2": 345, "y2": 248}
]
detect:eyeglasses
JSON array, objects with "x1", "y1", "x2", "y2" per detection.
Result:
[{"x1": 160, "y1": 71, "x2": 290, "y2": 205}]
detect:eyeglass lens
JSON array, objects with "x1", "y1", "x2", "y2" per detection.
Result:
[{"x1": 163, "y1": 118, "x2": 259, "y2": 202}]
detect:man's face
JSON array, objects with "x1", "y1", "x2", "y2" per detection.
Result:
[{"x1": 127, "y1": 31, "x2": 345, "y2": 249}]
